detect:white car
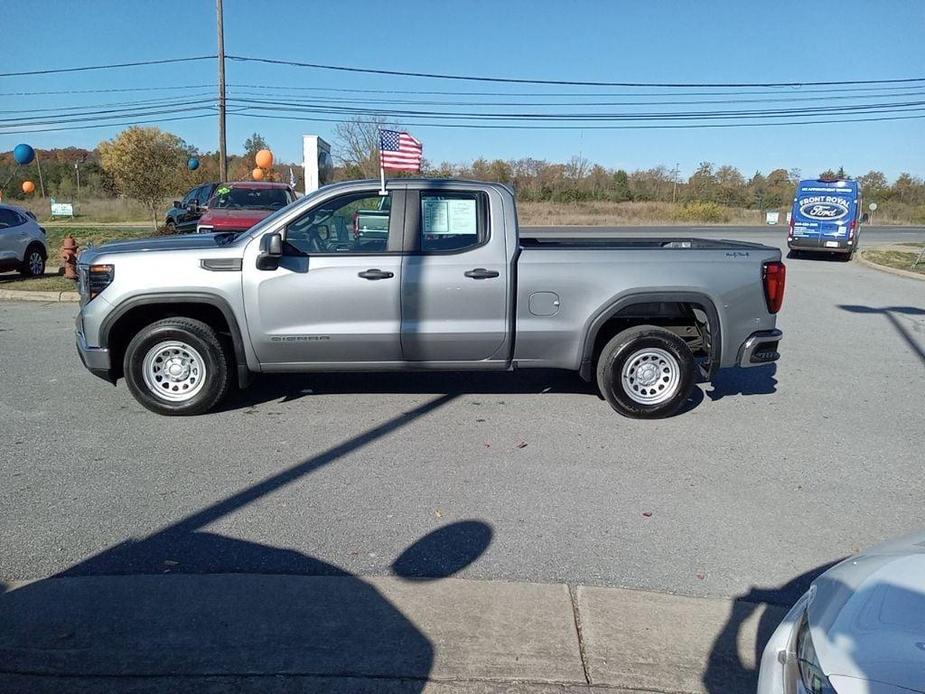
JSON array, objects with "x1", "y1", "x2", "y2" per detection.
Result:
[
  {"x1": 758, "y1": 529, "x2": 925, "y2": 694},
  {"x1": 0, "y1": 203, "x2": 48, "y2": 277}
]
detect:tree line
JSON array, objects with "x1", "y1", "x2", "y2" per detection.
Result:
[{"x1": 3, "y1": 124, "x2": 924, "y2": 225}]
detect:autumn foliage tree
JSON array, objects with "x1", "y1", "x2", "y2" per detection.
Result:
[{"x1": 99, "y1": 126, "x2": 189, "y2": 229}]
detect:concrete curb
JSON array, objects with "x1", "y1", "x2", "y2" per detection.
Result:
[
  {"x1": 0, "y1": 288, "x2": 79, "y2": 303},
  {"x1": 857, "y1": 248, "x2": 925, "y2": 281},
  {"x1": 0, "y1": 573, "x2": 784, "y2": 693}
]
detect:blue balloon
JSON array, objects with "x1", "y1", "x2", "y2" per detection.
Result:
[
  {"x1": 187, "y1": 157, "x2": 200, "y2": 171},
  {"x1": 13, "y1": 143, "x2": 35, "y2": 166}
]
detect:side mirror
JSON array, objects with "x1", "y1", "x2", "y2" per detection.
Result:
[
  {"x1": 257, "y1": 232, "x2": 283, "y2": 270},
  {"x1": 861, "y1": 213, "x2": 870, "y2": 223},
  {"x1": 173, "y1": 200, "x2": 183, "y2": 209}
]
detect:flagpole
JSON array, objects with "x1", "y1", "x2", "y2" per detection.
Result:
[{"x1": 377, "y1": 129, "x2": 387, "y2": 195}]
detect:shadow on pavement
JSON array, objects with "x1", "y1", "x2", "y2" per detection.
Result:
[
  {"x1": 0, "y1": 394, "x2": 494, "y2": 692},
  {"x1": 219, "y1": 367, "x2": 722, "y2": 415},
  {"x1": 838, "y1": 304, "x2": 925, "y2": 366},
  {"x1": 218, "y1": 368, "x2": 599, "y2": 411},
  {"x1": 701, "y1": 560, "x2": 840, "y2": 693},
  {"x1": 706, "y1": 364, "x2": 777, "y2": 401}
]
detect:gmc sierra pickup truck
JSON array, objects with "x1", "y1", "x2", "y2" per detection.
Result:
[{"x1": 76, "y1": 179, "x2": 785, "y2": 418}]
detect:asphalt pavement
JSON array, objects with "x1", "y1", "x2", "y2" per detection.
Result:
[{"x1": 1, "y1": 226, "x2": 924, "y2": 602}]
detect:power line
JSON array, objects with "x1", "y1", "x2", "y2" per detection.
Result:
[
  {"x1": 0, "y1": 84, "x2": 214, "y2": 97},
  {"x1": 226, "y1": 86, "x2": 925, "y2": 108},
  {"x1": 0, "y1": 55, "x2": 216, "y2": 78},
  {"x1": 0, "y1": 93, "x2": 217, "y2": 115},
  {"x1": 0, "y1": 112, "x2": 219, "y2": 135},
  {"x1": 227, "y1": 55, "x2": 925, "y2": 89},
  {"x1": 226, "y1": 96, "x2": 925, "y2": 122},
  {"x1": 226, "y1": 81, "x2": 925, "y2": 98},
  {"x1": 231, "y1": 109, "x2": 925, "y2": 130},
  {"x1": 0, "y1": 104, "x2": 217, "y2": 131},
  {"x1": 0, "y1": 101, "x2": 217, "y2": 126}
]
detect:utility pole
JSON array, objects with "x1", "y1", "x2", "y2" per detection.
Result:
[
  {"x1": 672, "y1": 162, "x2": 679, "y2": 203},
  {"x1": 216, "y1": 0, "x2": 227, "y2": 181},
  {"x1": 34, "y1": 150, "x2": 46, "y2": 199},
  {"x1": 75, "y1": 161, "x2": 81, "y2": 203}
]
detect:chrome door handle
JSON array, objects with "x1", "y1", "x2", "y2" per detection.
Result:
[
  {"x1": 358, "y1": 268, "x2": 394, "y2": 280},
  {"x1": 464, "y1": 268, "x2": 500, "y2": 279}
]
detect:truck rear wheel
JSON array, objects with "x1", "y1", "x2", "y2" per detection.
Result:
[
  {"x1": 596, "y1": 325, "x2": 696, "y2": 419},
  {"x1": 123, "y1": 318, "x2": 231, "y2": 416}
]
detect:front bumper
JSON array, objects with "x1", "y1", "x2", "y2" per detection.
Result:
[
  {"x1": 76, "y1": 329, "x2": 114, "y2": 383},
  {"x1": 737, "y1": 329, "x2": 782, "y2": 367},
  {"x1": 757, "y1": 592, "x2": 810, "y2": 694}
]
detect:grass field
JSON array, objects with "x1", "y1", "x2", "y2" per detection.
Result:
[
  {"x1": 517, "y1": 200, "x2": 767, "y2": 226},
  {"x1": 0, "y1": 225, "x2": 150, "y2": 292},
  {"x1": 0, "y1": 272, "x2": 76, "y2": 293},
  {"x1": 9, "y1": 196, "x2": 924, "y2": 227},
  {"x1": 862, "y1": 248, "x2": 925, "y2": 276}
]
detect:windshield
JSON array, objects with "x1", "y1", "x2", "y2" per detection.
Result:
[{"x1": 208, "y1": 186, "x2": 291, "y2": 211}]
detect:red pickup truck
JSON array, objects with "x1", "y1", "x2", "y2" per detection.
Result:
[{"x1": 195, "y1": 182, "x2": 296, "y2": 235}]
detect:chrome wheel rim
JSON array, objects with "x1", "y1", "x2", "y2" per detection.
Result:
[
  {"x1": 142, "y1": 340, "x2": 207, "y2": 402},
  {"x1": 621, "y1": 347, "x2": 681, "y2": 405},
  {"x1": 28, "y1": 251, "x2": 44, "y2": 275}
]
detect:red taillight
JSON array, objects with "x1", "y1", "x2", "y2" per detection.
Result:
[
  {"x1": 848, "y1": 219, "x2": 858, "y2": 238},
  {"x1": 763, "y1": 261, "x2": 786, "y2": 314},
  {"x1": 787, "y1": 218, "x2": 794, "y2": 239}
]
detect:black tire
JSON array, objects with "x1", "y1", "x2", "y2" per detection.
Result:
[
  {"x1": 19, "y1": 243, "x2": 46, "y2": 277},
  {"x1": 786, "y1": 249, "x2": 801, "y2": 260},
  {"x1": 164, "y1": 220, "x2": 177, "y2": 235},
  {"x1": 596, "y1": 325, "x2": 696, "y2": 419},
  {"x1": 123, "y1": 317, "x2": 231, "y2": 416}
]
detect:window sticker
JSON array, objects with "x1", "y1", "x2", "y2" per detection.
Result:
[
  {"x1": 446, "y1": 199, "x2": 477, "y2": 234},
  {"x1": 422, "y1": 197, "x2": 477, "y2": 235},
  {"x1": 422, "y1": 198, "x2": 449, "y2": 233}
]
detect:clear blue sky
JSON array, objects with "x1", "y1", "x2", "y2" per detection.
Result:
[{"x1": 2, "y1": 0, "x2": 923, "y2": 180}]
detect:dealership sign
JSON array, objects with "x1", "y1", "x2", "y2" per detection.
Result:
[{"x1": 798, "y1": 195, "x2": 850, "y2": 222}]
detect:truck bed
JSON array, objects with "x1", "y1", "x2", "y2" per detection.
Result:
[{"x1": 519, "y1": 235, "x2": 773, "y2": 251}]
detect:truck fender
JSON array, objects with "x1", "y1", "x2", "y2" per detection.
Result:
[
  {"x1": 98, "y1": 292, "x2": 254, "y2": 389},
  {"x1": 578, "y1": 291, "x2": 722, "y2": 381}
]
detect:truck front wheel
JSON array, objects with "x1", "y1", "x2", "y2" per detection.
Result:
[
  {"x1": 123, "y1": 318, "x2": 232, "y2": 416},
  {"x1": 596, "y1": 326, "x2": 696, "y2": 419}
]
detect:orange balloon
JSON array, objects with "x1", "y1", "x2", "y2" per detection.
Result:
[
  {"x1": 255, "y1": 149, "x2": 274, "y2": 169},
  {"x1": 252, "y1": 167, "x2": 265, "y2": 181},
  {"x1": 22, "y1": 180, "x2": 35, "y2": 194}
]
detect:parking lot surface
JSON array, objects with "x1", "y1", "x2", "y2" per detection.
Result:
[{"x1": 1, "y1": 228, "x2": 924, "y2": 606}]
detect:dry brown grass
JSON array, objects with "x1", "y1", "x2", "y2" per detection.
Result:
[
  {"x1": 14, "y1": 197, "x2": 161, "y2": 223},
  {"x1": 9, "y1": 196, "x2": 923, "y2": 227},
  {"x1": 518, "y1": 200, "x2": 768, "y2": 226},
  {"x1": 862, "y1": 249, "x2": 925, "y2": 275}
]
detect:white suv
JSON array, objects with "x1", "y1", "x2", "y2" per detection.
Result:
[{"x1": 0, "y1": 204, "x2": 48, "y2": 277}]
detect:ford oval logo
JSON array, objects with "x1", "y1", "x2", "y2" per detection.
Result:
[{"x1": 799, "y1": 199, "x2": 849, "y2": 221}]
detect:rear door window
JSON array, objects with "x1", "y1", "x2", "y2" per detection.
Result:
[{"x1": 419, "y1": 192, "x2": 485, "y2": 253}]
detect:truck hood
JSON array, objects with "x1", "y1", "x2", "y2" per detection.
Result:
[
  {"x1": 809, "y1": 529, "x2": 925, "y2": 693},
  {"x1": 199, "y1": 208, "x2": 273, "y2": 230},
  {"x1": 79, "y1": 233, "x2": 237, "y2": 263}
]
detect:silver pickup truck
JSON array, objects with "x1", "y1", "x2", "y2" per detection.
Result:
[{"x1": 76, "y1": 179, "x2": 785, "y2": 418}]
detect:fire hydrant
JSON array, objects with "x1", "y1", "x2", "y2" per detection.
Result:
[{"x1": 61, "y1": 235, "x2": 79, "y2": 280}]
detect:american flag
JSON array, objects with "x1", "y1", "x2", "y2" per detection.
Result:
[{"x1": 379, "y1": 129, "x2": 423, "y2": 172}]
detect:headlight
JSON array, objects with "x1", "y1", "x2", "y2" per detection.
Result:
[
  {"x1": 84, "y1": 264, "x2": 115, "y2": 302},
  {"x1": 796, "y1": 615, "x2": 836, "y2": 693}
]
